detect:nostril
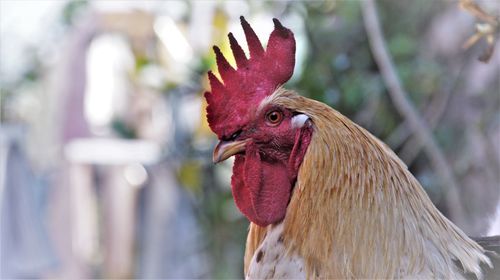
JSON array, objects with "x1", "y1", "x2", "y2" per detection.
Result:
[
  {"x1": 229, "y1": 130, "x2": 242, "y2": 141},
  {"x1": 223, "y1": 129, "x2": 242, "y2": 141}
]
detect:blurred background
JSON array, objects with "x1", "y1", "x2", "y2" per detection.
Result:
[{"x1": 0, "y1": 0, "x2": 499, "y2": 279}]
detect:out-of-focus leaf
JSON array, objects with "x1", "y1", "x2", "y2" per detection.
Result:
[
  {"x1": 135, "y1": 56, "x2": 152, "y2": 72},
  {"x1": 62, "y1": 0, "x2": 88, "y2": 25},
  {"x1": 178, "y1": 160, "x2": 202, "y2": 193},
  {"x1": 336, "y1": 1, "x2": 360, "y2": 25},
  {"x1": 388, "y1": 35, "x2": 416, "y2": 58},
  {"x1": 374, "y1": 97, "x2": 401, "y2": 137},
  {"x1": 111, "y1": 119, "x2": 136, "y2": 139},
  {"x1": 340, "y1": 75, "x2": 366, "y2": 108}
]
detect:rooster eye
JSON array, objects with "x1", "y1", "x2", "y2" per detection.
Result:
[{"x1": 266, "y1": 110, "x2": 283, "y2": 126}]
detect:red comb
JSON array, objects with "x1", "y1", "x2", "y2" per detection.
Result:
[{"x1": 204, "y1": 16, "x2": 296, "y2": 139}]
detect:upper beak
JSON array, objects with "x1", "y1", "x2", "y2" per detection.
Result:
[{"x1": 213, "y1": 139, "x2": 249, "y2": 164}]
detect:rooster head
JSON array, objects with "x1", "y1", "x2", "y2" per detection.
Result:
[{"x1": 204, "y1": 17, "x2": 312, "y2": 226}]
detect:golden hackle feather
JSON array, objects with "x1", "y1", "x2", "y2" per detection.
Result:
[{"x1": 244, "y1": 88, "x2": 491, "y2": 279}]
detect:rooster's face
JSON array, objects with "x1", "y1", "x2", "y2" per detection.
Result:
[
  {"x1": 205, "y1": 17, "x2": 311, "y2": 226},
  {"x1": 213, "y1": 99, "x2": 312, "y2": 227},
  {"x1": 213, "y1": 104, "x2": 308, "y2": 163}
]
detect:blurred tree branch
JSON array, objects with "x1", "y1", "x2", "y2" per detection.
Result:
[
  {"x1": 460, "y1": 0, "x2": 499, "y2": 62},
  {"x1": 385, "y1": 54, "x2": 471, "y2": 153},
  {"x1": 399, "y1": 59, "x2": 468, "y2": 165},
  {"x1": 361, "y1": 0, "x2": 468, "y2": 228}
]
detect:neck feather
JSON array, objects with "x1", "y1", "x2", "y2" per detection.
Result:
[{"x1": 263, "y1": 89, "x2": 490, "y2": 279}]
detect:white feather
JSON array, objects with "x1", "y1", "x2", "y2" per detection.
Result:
[
  {"x1": 246, "y1": 223, "x2": 305, "y2": 279},
  {"x1": 291, "y1": 114, "x2": 309, "y2": 128}
]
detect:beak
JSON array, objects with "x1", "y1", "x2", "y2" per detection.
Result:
[{"x1": 213, "y1": 139, "x2": 249, "y2": 164}]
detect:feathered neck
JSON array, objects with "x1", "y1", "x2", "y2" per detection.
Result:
[{"x1": 249, "y1": 89, "x2": 490, "y2": 279}]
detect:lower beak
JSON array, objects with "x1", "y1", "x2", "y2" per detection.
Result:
[{"x1": 213, "y1": 139, "x2": 249, "y2": 163}]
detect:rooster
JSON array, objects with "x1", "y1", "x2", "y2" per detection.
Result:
[{"x1": 204, "y1": 17, "x2": 496, "y2": 279}]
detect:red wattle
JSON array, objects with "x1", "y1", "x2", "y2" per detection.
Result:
[
  {"x1": 231, "y1": 126, "x2": 312, "y2": 227},
  {"x1": 231, "y1": 149, "x2": 291, "y2": 227}
]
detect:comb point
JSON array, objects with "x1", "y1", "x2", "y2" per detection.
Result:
[
  {"x1": 228, "y1": 32, "x2": 248, "y2": 68},
  {"x1": 273, "y1": 18, "x2": 284, "y2": 29},
  {"x1": 240, "y1": 16, "x2": 264, "y2": 58},
  {"x1": 208, "y1": 71, "x2": 224, "y2": 89},
  {"x1": 212, "y1": 45, "x2": 221, "y2": 55},
  {"x1": 213, "y1": 46, "x2": 235, "y2": 80}
]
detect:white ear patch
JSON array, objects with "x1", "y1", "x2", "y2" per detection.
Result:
[{"x1": 291, "y1": 114, "x2": 309, "y2": 128}]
